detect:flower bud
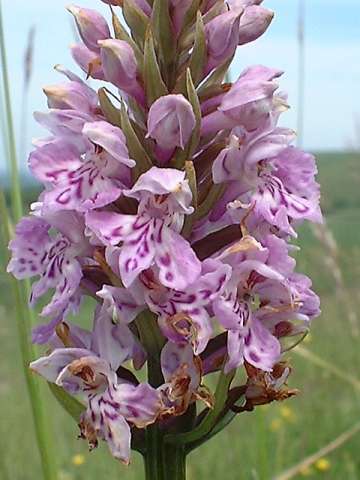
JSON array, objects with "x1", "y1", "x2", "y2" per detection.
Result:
[
  {"x1": 147, "y1": 94, "x2": 196, "y2": 151},
  {"x1": 99, "y1": 39, "x2": 145, "y2": 105},
  {"x1": 201, "y1": 0, "x2": 224, "y2": 13},
  {"x1": 70, "y1": 44, "x2": 105, "y2": 80},
  {"x1": 169, "y1": 0, "x2": 193, "y2": 35},
  {"x1": 43, "y1": 81, "x2": 98, "y2": 114},
  {"x1": 67, "y1": 5, "x2": 110, "y2": 53},
  {"x1": 238, "y1": 6, "x2": 274, "y2": 45},
  {"x1": 205, "y1": 9, "x2": 243, "y2": 74},
  {"x1": 101, "y1": 0, "x2": 152, "y2": 15}
]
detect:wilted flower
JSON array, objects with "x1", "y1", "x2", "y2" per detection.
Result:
[{"x1": 8, "y1": 0, "x2": 322, "y2": 474}]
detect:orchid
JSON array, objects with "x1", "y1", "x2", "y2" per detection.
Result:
[{"x1": 7, "y1": 1, "x2": 322, "y2": 478}]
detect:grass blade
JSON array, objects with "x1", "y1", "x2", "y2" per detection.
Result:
[
  {"x1": 295, "y1": 345, "x2": 360, "y2": 392},
  {"x1": 274, "y1": 420, "x2": 360, "y2": 480},
  {"x1": 0, "y1": 1, "x2": 22, "y2": 221}
]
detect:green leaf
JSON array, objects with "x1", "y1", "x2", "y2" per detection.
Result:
[
  {"x1": 120, "y1": 103, "x2": 153, "y2": 180},
  {"x1": 188, "y1": 12, "x2": 207, "y2": 86},
  {"x1": 151, "y1": 0, "x2": 175, "y2": 76},
  {"x1": 48, "y1": 383, "x2": 85, "y2": 422},
  {"x1": 185, "y1": 69, "x2": 202, "y2": 157},
  {"x1": 178, "y1": 0, "x2": 202, "y2": 40},
  {"x1": 98, "y1": 87, "x2": 121, "y2": 126},
  {"x1": 123, "y1": 0, "x2": 149, "y2": 48},
  {"x1": 185, "y1": 160, "x2": 198, "y2": 209},
  {"x1": 181, "y1": 160, "x2": 197, "y2": 238},
  {"x1": 198, "y1": 54, "x2": 235, "y2": 95},
  {"x1": 143, "y1": 27, "x2": 169, "y2": 105},
  {"x1": 175, "y1": 12, "x2": 206, "y2": 94},
  {"x1": 185, "y1": 408, "x2": 239, "y2": 454}
]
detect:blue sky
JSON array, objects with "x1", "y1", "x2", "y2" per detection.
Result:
[{"x1": 1, "y1": 0, "x2": 360, "y2": 175}]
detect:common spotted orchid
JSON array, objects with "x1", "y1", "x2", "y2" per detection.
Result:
[{"x1": 8, "y1": 0, "x2": 322, "y2": 477}]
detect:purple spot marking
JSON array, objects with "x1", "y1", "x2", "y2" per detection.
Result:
[
  {"x1": 249, "y1": 351, "x2": 260, "y2": 363},
  {"x1": 244, "y1": 331, "x2": 252, "y2": 346},
  {"x1": 125, "y1": 258, "x2": 138, "y2": 272},
  {"x1": 159, "y1": 253, "x2": 171, "y2": 267}
]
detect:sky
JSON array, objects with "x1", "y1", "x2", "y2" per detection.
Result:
[{"x1": 1, "y1": 0, "x2": 360, "y2": 176}]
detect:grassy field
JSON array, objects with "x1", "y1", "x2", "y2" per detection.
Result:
[{"x1": 1, "y1": 152, "x2": 360, "y2": 480}]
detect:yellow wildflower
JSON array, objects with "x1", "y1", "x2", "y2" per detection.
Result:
[
  {"x1": 72, "y1": 454, "x2": 86, "y2": 466},
  {"x1": 315, "y1": 458, "x2": 331, "y2": 472},
  {"x1": 270, "y1": 418, "x2": 283, "y2": 432},
  {"x1": 280, "y1": 405, "x2": 296, "y2": 423}
]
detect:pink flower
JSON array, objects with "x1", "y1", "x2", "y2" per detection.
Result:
[
  {"x1": 86, "y1": 167, "x2": 201, "y2": 289},
  {"x1": 30, "y1": 121, "x2": 134, "y2": 213}
]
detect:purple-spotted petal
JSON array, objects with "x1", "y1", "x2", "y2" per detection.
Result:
[
  {"x1": 118, "y1": 220, "x2": 155, "y2": 287},
  {"x1": 114, "y1": 382, "x2": 161, "y2": 427},
  {"x1": 244, "y1": 318, "x2": 281, "y2": 371},
  {"x1": 225, "y1": 330, "x2": 245, "y2": 373},
  {"x1": 155, "y1": 226, "x2": 201, "y2": 290},
  {"x1": 91, "y1": 306, "x2": 144, "y2": 371},
  {"x1": 7, "y1": 216, "x2": 50, "y2": 280},
  {"x1": 97, "y1": 285, "x2": 143, "y2": 324},
  {"x1": 86, "y1": 211, "x2": 136, "y2": 246}
]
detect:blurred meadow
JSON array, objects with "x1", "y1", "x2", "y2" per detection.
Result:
[{"x1": 1, "y1": 0, "x2": 360, "y2": 479}]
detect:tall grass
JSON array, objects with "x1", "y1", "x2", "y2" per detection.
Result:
[{"x1": 0, "y1": 2, "x2": 57, "y2": 479}]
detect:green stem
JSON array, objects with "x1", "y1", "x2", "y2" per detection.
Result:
[
  {"x1": 0, "y1": 1, "x2": 22, "y2": 222},
  {"x1": 144, "y1": 431, "x2": 187, "y2": 480},
  {"x1": 137, "y1": 311, "x2": 186, "y2": 480},
  {"x1": 162, "y1": 444, "x2": 186, "y2": 480}
]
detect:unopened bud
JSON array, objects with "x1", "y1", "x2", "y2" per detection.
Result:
[
  {"x1": 147, "y1": 94, "x2": 196, "y2": 151},
  {"x1": 67, "y1": 5, "x2": 110, "y2": 52},
  {"x1": 238, "y1": 6, "x2": 274, "y2": 45},
  {"x1": 205, "y1": 9, "x2": 243, "y2": 74},
  {"x1": 99, "y1": 39, "x2": 145, "y2": 105}
]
